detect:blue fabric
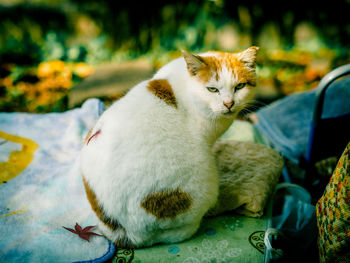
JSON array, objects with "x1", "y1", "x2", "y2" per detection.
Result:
[
  {"x1": 254, "y1": 77, "x2": 350, "y2": 164},
  {"x1": 265, "y1": 184, "x2": 317, "y2": 262},
  {"x1": 0, "y1": 99, "x2": 116, "y2": 263}
]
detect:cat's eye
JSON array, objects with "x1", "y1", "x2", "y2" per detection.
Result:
[
  {"x1": 235, "y1": 83, "x2": 246, "y2": 90},
  {"x1": 207, "y1": 87, "x2": 219, "y2": 93}
]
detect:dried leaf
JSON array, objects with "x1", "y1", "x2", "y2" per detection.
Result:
[
  {"x1": 63, "y1": 226, "x2": 77, "y2": 234},
  {"x1": 75, "y1": 223, "x2": 82, "y2": 232},
  {"x1": 63, "y1": 223, "x2": 102, "y2": 242}
]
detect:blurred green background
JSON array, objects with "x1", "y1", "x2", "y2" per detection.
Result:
[{"x1": 1, "y1": 0, "x2": 350, "y2": 112}]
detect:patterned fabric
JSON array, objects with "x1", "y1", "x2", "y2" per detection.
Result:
[
  {"x1": 111, "y1": 215, "x2": 266, "y2": 263},
  {"x1": 316, "y1": 141, "x2": 350, "y2": 263}
]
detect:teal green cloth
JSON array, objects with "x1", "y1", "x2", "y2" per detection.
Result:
[
  {"x1": 221, "y1": 120, "x2": 256, "y2": 142},
  {"x1": 221, "y1": 120, "x2": 270, "y2": 146},
  {"x1": 113, "y1": 214, "x2": 265, "y2": 263}
]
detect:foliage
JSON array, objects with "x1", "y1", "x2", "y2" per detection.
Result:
[
  {"x1": 0, "y1": 61, "x2": 94, "y2": 112},
  {"x1": 0, "y1": 0, "x2": 349, "y2": 112},
  {"x1": 256, "y1": 47, "x2": 349, "y2": 96}
]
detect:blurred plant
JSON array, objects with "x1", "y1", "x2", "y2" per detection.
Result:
[
  {"x1": 0, "y1": 61, "x2": 94, "y2": 112},
  {"x1": 41, "y1": 32, "x2": 66, "y2": 61},
  {"x1": 255, "y1": 45, "x2": 350, "y2": 98},
  {"x1": 85, "y1": 36, "x2": 112, "y2": 64},
  {"x1": 0, "y1": 0, "x2": 350, "y2": 112}
]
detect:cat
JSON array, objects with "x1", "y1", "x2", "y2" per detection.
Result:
[{"x1": 80, "y1": 47, "x2": 259, "y2": 248}]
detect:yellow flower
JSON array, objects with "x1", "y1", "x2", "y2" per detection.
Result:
[
  {"x1": 61, "y1": 68, "x2": 72, "y2": 81},
  {"x1": 1, "y1": 76, "x2": 13, "y2": 87},
  {"x1": 36, "y1": 91, "x2": 53, "y2": 105},
  {"x1": 37, "y1": 60, "x2": 65, "y2": 78},
  {"x1": 73, "y1": 63, "x2": 94, "y2": 78}
]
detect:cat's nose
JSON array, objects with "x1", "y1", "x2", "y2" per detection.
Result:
[{"x1": 223, "y1": 100, "x2": 234, "y2": 109}]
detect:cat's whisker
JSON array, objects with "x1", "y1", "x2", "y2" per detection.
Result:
[
  {"x1": 238, "y1": 100, "x2": 267, "y2": 114},
  {"x1": 244, "y1": 100, "x2": 267, "y2": 108}
]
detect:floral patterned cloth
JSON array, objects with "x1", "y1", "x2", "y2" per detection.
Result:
[
  {"x1": 316, "y1": 141, "x2": 350, "y2": 263},
  {"x1": 112, "y1": 214, "x2": 266, "y2": 263}
]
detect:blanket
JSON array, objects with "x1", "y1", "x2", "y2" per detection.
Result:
[
  {"x1": 0, "y1": 99, "x2": 115, "y2": 262},
  {"x1": 254, "y1": 77, "x2": 350, "y2": 164},
  {"x1": 0, "y1": 99, "x2": 280, "y2": 263}
]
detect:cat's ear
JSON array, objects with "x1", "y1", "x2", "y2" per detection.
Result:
[
  {"x1": 237, "y1": 46, "x2": 259, "y2": 68},
  {"x1": 182, "y1": 50, "x2": 207, "y2": 76}
]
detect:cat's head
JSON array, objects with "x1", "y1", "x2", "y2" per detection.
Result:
[{"x1": 183, "y1": 47, "x2": 258, "y2": 119}]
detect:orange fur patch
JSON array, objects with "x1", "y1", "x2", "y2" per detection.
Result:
[
  {"x1": 188, "y1": 48, "x2": 258, "y2": 86},
  {"x1": 203, "y1": 53, "x2": 257, "y2": 86},
  {"x1": 82, "y1": 176, "x2": 134, "y2": 248},
  {"x1": 147, "y1": 79, "x2": 177, "y2": 108},
  {"x1": 140, "y1": 188, "x2": 193, "y2": 219}
]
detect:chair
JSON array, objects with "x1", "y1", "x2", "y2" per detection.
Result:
[
  {"x1": 262, "y1": 64, "x2": 350, "y2": 263},
  {"x1": 304, "y1": 64, "x2": 350, "y2": 200}
]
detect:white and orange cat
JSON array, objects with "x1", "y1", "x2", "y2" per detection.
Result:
[{"x1": 81, "y1": 47, "x2": 258, "y2": 248}]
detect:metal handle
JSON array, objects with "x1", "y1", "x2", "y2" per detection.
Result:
[{"x1": 312, "y1": 64, "x2": 350, "y2": 125}]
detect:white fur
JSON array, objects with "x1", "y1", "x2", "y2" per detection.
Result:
[{"x1": 81, "y1": 51, "x2": 256, "y2": 247}]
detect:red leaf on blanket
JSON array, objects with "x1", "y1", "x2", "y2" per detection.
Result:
[
  {"x1": 63, "y1": 226, "x2": 78, "y2": 234},
  {"x1": 82, "y1": 225, "x2": 95, "y2": 232},
  {"x1": 63, "y1": 223, "x2": 103, "y2": 242},
  {"x1": 75, "y1": 223, "x2": 83, "y2": 232}
]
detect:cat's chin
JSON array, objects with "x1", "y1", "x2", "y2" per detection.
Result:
[
  {"x1": 210, "y1": 110, "x2": 236, "y2": 120},
  {"x1": 222, "y1": 111, "x2": 237, "y2": 118}
]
